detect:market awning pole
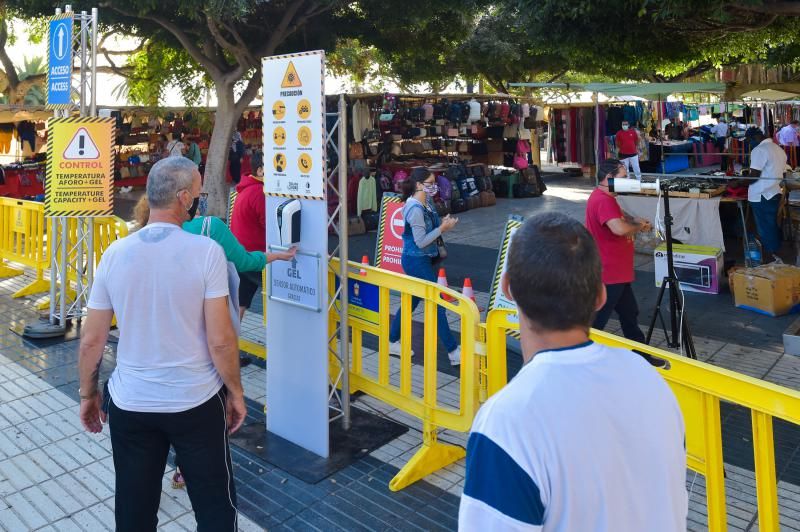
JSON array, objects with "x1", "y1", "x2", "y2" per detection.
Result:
[{"x1": 594, "y1": 92, "x2": 600, "y2": 185}]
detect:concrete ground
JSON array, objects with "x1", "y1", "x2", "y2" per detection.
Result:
[{"x1": 0, "y1": 171, "x2": 797, "y2": 530}]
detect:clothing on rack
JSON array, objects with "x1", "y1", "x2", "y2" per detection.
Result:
[{"x1": 356, "y1": 174, "x2": 378, "y2": 216}]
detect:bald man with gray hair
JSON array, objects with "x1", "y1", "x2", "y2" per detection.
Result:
[{"x1": 78, "y1": 156, "x2": 245, "y2": 531}]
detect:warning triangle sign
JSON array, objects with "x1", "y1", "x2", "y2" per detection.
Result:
[
  {"x1": 281, "y1": 61, "x2": 302, "y2": 88},
  {"x1": 63, "y1": 127, "x2": 100, "y2": 159}
]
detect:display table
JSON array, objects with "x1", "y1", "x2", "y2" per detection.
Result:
[
  {"x1": 648, "y1": 141, "x2": 694, "y2": 173},
  {"x1": 617, "y1": 194, "x2": 725, "y2": 250}
]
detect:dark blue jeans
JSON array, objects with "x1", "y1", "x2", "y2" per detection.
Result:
[
  {"x1": 751, "y1": 195, "x2": 782, "y2": 254},
  {"x1": 592, "y1": 283, "x2": 645, "y2": 343},
  {"x1": 388, "y1": 254, "x2": 459, "y2": 353}
]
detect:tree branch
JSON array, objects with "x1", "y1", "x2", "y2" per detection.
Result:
[
  {"x1": 0, "y1": 17, "x2": 20, "y2": 90},
  {"x1": 205, "y1": 10, "x2": 252, "y2": 69},
  {"x1": 258, "y1": 0, "x2": 308, "y2": 58},
  {"x1": 102, "y1": 3, "x2": 226, "y2": 79},
  {"x1": 234, "y1": 67, "x2": 263, "y2": 113}
]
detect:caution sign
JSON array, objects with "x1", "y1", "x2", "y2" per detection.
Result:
[
  {"x1": 488, "y1": 215, "x2": 524, "y2": 334},
  {"x1": 262, "y1": 51, "x2": 325, "y2": 200},
  {"x1": 281, "y1": 61, "x2": 302, "y2": 88},
  {"x1": 374, "y1": 193, "x2": 405, "y2": 274},
  {"x1": 46, "y1": 117, "x2": 115, "y2": 217}
]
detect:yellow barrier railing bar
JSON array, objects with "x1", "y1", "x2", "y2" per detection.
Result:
[
  {"x1": 0, "y1": 198, "x2": 50, "y2": 298},
  {"x1": 238, "y1": 268, "x2": 267, "y2": 360},
  {"x1": 485, "y1": 308, "x2": 800, "y2": 532},
  {"x1": 329, "y1": 258, "x2": 481, "y2": 491}
]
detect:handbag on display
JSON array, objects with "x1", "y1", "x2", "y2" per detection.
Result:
[
  {"x1": 513, "y1": 154, "x2": 529, "y2": 170},
  {"x1": 349, "y1": 142, "x2": 365, "y2": 159},
  {"x1": 467, "y1": 195, "x2": 481, "y2": 210},
  {"x1": 524, "y1": 116, "x2": 537, "y2": 129},
  {"x1": 434, "y1": 199, "x2": 451, "y2": 217},
  {"x1": 348, "y1": 215, "x2": 366, "y2": 235},
  {"x1": 513, "y1": 183, "x2": 541, "y2": 198},
  {"x1": 447, "y1": 128, "x2": 459, "y2": 137},
  {"x1": 479, "y1": 190, "x2": 496, "y2": 207},
  {"x1": 451, "y1": 198, "x2": 468, "y2": 213},
  {"x1": 361, "y1": 210, "x2": 380, "y2": 231}
]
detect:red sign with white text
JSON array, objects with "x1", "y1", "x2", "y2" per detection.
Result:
[{"x1": 376, "y1": 195, "x2": 405, "y2": 274}]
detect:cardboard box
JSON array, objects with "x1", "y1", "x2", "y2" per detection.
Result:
[
  {"x1": 654, "y1": 244, "x2": 723, "y2": 294},
  {"x1": 731, "y1": 264, "x2": 800, "y2": 317}
]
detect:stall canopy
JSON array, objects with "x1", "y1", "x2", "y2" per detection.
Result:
[
  {"x1": 508, "y1": 82, "x2": 726, "y2": 99},
  {"x1": 739, "y1": 88, "x2": 800, "y2": 101},
  {"x1": 0, "y1": 105, "x2": 52, "y2": 123}
]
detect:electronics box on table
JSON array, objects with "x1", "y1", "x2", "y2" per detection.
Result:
[
  {"x1": 731, "y1": 264, "x2": 800, "y2": 317},
  {"x1": 654, "y1": 244, "x2": 723, "y2": 294}
]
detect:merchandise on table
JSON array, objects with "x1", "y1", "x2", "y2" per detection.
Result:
[{"x1": 654, "y1": 244, "x2": 723, "y2": 294}]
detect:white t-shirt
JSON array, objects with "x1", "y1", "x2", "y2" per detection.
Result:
[
  {"x1": 459, "y1": 341, "x2": 687, "y2": 532},
  {"x1": 88, "y1": 223, "x2": 229, "y2": 413},
  {"x1": 749, "y1": 138, "x2": 787, "y2": 202},
  {"x1": 710, "y1": 122, "x2": 729, "y2": 138}
]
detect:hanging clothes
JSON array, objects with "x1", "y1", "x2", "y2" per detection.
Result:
[{"x1": 356, "y1": 174, "x2": 377, "y2": 216}]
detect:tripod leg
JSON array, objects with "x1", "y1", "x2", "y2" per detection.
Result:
[
  {"x1": 674, "y1": 285, "x2": 698, "y2": 359},
  {"x1": 667, "y1": 279, "x2": 681, "y2": 348},
  {"x1": 646, "y1": 280, "x2": 669, "y2": 344}
]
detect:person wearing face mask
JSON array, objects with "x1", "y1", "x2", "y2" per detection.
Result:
[
  {"x1": 78, "y1": 157, "x2": 245, "y2": 531},
  {"x1": 230, "y1": 151, "x2": 297, "y2": 320},
  {"x1": 615, "y1": 121, "x2": 642, "y2": 180},
  {"x1": 388, "y1": 168, "x2": 462, "y2": 366}
]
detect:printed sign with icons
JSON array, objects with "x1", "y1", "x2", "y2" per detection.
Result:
[
  {"x1": 272, "y1": 100, "x2": 286, "y2": 121},
  {"x1": 273, "y1": 127, "x2": 287, "y2": 146},
  {"x1": 262, "y1": 51, "x2": 326, "y2": 199}
]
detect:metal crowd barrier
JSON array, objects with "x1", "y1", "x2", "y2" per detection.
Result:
[
  {"x1": 485, "y1": 308, "x2": 800, "y2": 532},
  {"x1": 329, "y1": 258, "x2": 481, "y2": 491},
  {"x1": 0, "y1": 198, "x2": 50, "y2": 298}
]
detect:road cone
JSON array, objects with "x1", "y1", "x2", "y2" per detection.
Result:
[
  {"x1": 438, "y1": 268, "x2": 455, "y2": 302},
  {"x1": 360, "y1": 255, "x2": 369, "y2": 276},
  {"x1": 462, "y1": 277, "x2": 476, "y2": 302}
]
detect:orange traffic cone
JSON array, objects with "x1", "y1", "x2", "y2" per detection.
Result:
[
  {"x1": 360, "y1": 255, "x2": 369, "y2": 276},
  {"x1": 438, "y1": 268, "x2": 455, "y2": 302},
  {"x1": 462, "y1": 277, "x2": 476, "y2": 302}
]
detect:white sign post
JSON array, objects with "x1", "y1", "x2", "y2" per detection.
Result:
[{"x1": 262, "y1": 51, "x2": 330, "y2": 458}]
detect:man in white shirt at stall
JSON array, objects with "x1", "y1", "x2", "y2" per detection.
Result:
[
  {"x1": 778, "y1": 120, "x2": 799, "y2": 148},
  {"x1": 459, "y1": 212, "x2": 687, "y2": 532},
  {"x1": 749, "y1": 128, "x2": 788, "y2": 262},
  {"x1": 710, "y1": 118, "x2": 729, "y2": 171}
]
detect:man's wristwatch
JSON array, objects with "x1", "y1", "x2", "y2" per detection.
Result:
[{"x1": 79, "y1": 388, "x2": 98, "y2": 400}]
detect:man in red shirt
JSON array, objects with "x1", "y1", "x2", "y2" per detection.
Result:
[
  {"x1": 615, "y1": 121, "x2": 641, "y2": 180},
  {"x1": 586, "y1": 159, "x2": 651, "y2": 342}
]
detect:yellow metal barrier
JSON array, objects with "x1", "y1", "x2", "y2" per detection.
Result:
[
  {"x1": 35, "y1": 216, "x2": 129, "y2": 310},
  {"x1": 0, "y1": 198, "x2": 50, "y2": 298},
  {"x1": 329, "y1": 258, "x2": 481, "y2": 491},
  {"x1": 486, "y1": 308, "x2": 800, "y2": 532}
]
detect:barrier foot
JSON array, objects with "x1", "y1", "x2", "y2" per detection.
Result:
[
  {"x1": 389, "y1": 435, "x2": 465, "y2": 492},
  {"x1": 13, "y1": 278, "x2": 50, "y2": 299},
  {"x1": 0, "y1": 265, "x2": 23, "y2": 278},
  {"x1": 36, "y1": 288, "x2": 77, "y2": 311}
]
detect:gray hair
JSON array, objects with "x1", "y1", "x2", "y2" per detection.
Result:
[{"x1": 146, "y1": 156, "x2": 197, "y2": 209}]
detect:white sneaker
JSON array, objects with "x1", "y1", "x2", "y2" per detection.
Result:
[
  {"x1": 389, "y1": 341, "x2": 414, "y2": 357},
  {"x1": 448, "y1": 346, "x2": 461, "y2": 366}
]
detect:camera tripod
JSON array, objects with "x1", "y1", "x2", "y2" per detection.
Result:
[{"x1": 645, "y1": 181, "x2": 697, "y2": 359}]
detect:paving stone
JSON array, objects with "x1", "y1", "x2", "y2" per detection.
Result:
[{"x1": 4, "y1": 491, "x2": 49, "y2": 529}]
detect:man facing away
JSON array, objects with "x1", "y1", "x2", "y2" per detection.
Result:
[
  {"x1": 777, "y1": 120, "x2": 799, "y2": 148},
  {"x1": 78, "y1": 156, "x2": 245, "y2": 531},
  {"x1": 748, "y1": 128, "x2": 788, "y2": 262},
  {"x1": 459, "y1": 212, "x2": 687, "y2": 531},
  {"x1": 615, "y1": 120, "x2": 641, "y2": 179}
]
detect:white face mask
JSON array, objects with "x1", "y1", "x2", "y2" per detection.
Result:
[{"x1": 622, "y1": 125, "x2": 629, "y2": 131}]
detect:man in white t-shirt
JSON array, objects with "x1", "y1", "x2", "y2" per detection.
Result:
[
  {"x1": 749, "y1": 129, "x2": 788, "y2": 262},
  {"x1": 78, "y1": 156, "x2": 245, "y2": 531},
  {"x1": 459, "y1": 212, "x2": 687, "y2": 532},
  {"x1": 710, "y1": 118, "x2": 729, "y2": 171}
]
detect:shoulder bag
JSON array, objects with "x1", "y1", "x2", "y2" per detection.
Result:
[{"x1": 201, "y1": 217, "x2": 242, "y2": 334}]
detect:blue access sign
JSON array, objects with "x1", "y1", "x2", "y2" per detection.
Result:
[{"x1": 47, "y1": 15, "x2": 73, "y2": 107}]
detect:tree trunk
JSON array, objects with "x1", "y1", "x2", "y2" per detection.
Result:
[{"x1": 204, "y1": 83, "x2": 238, "y2": 218}]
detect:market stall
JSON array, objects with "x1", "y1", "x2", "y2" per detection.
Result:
[{"x1": 0, "y1": 105, "x2": 49, "y2": 199}]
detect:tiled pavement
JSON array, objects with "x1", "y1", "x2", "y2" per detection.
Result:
[{"x1": 1, "y1": 174, "x2": 799, "y2": 530}]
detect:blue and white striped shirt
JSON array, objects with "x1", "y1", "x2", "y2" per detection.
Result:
[{"x1": 459, "y1": 341, "x2": 687, "y2": 531}]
